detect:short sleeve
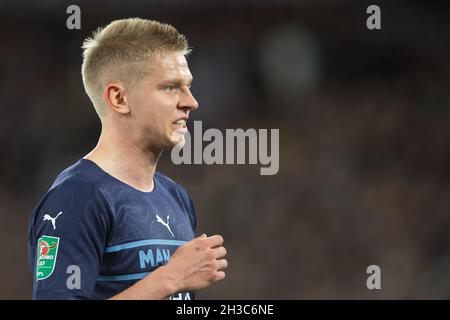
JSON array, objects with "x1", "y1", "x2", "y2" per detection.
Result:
[{"x1": 28, "y1": 180, "x2": 111, "y2": 299}]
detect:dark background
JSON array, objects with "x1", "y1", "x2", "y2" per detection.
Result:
[{"x1": 0, "y1": 0, "x2": 449, "y2": 299}]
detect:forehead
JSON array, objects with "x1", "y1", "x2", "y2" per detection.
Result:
[{"x1": 145, "y1": 52, "x2": 192, "y2": 82}]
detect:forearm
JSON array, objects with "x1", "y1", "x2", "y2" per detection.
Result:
[{"x1": 108, "y1": 266, "x2": 178, "y2": 300}]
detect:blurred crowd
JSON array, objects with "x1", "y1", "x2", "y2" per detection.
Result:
[{"x1": 0, "y1": 1, "x2": 449, "y2": 298}]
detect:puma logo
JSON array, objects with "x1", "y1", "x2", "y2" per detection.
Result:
[
  {"x1": 43, "y1": 211, "x2": 63, "y2": 230},
  {"x1": 156, "y1": 214, "x2": 174, "y2": 238}
]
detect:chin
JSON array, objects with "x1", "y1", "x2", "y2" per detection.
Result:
[
  {"x1": 163, "y1": 132, "x2": 185, "y2": 150},
  {"x1": 172, "y1": 135, "x2": 186, "y2": 148}
]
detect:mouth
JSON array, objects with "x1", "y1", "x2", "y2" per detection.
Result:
[
  {"x1": 173, "y1": 119, "x2": 187, "y2": 126},
  {"x1": 171, "y1": 118, "x2": 188, "y2": 135}
]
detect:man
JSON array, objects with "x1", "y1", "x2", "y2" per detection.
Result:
[{"x1": 28, "y1": 18, "x2": 227, "y2": 300}]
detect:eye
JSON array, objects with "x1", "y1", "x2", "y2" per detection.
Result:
[{"x1": 164, "y1": 85, "x2": 177, "y2": 93}]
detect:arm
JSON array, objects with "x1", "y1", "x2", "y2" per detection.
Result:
[
  {"x1": 109, "y1": 234, "x2": 228, "y2": 300},
  {"x1": 29, "y1": 181, "x2": 111, "y2": 299}
]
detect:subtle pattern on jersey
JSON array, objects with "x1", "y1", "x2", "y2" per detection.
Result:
[{"x1": 28, "y1": 159, "x2": 196, "y2": 299}]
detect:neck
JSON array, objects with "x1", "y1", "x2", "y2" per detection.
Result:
[{"x1": 84, "y1": 123, "x2": 161, "y2": 192}]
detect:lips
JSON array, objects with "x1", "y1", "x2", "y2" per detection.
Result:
[
  {"x1": 173, "y1": 119, "x2": 187, "y2": 125},
  {"x1": 172, "y1": 116, "x2": 188, "y2": 128},
  {"x1": 172, "y1": 117, "x2": 188, "y2": 136}
]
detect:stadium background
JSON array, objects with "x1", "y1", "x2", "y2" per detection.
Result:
[{"x1": 0, "y1": 0, "x2": 449, "y2": 299}]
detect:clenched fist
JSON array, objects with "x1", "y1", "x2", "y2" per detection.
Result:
[{"x1": 163, "y1": 234, "x2": 228, "y2": 292}]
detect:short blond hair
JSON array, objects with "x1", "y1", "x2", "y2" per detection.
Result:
[{"x1": 81, "y1": 18, "x2": 190, "y2": 116}]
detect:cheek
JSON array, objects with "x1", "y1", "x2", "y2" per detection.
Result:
[
  {"x1": 131, "y1": 91, "x2": 177, "y2": 133},
  {"x1": 142, "y1": 105, "x2": 172, "y2": 135},
  {"x1": 152, "y1": 95, "x2": 177, "y2": 121},
  {"x1": 133, "y1": 94, "x2": 160, "y2": 119}
]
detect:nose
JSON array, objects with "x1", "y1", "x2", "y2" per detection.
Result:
[{"x1": 178, "y1": 87, "x2": 199, "y2": 111}]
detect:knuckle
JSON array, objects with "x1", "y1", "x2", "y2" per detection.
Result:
[
  {"x1": 195, "y1": 244, "x2": 206, "y2": 252},
  {"x1": 205, "y1": 248, "x2": 215, "y2": 260},
  {"x1": 207, "y1": 272, "x2": 216, "y2": 282}
]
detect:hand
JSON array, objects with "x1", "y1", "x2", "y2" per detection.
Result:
[{"x1": 162, "y1": 234, "x2": 228, "y2": 292}]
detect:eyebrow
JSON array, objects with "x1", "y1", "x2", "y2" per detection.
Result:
[{"x1": 159, "y1": 77, "x2": 193, "y2": 87}]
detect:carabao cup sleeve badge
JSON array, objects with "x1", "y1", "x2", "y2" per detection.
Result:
[{"x1": 36, "y1": 235, "x2": 60, "y2": 281}]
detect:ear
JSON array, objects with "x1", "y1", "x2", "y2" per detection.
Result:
[{"x1": 103, "y1": 83, "x2": 130, "y2": 115}]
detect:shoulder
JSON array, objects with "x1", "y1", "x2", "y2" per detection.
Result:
[
  {"x1": 154, "y1": 170, "x2": 195, "y2": 210},
  {"x1": 51, "y1": 159, "x2": 106, "y2": 190},
  {"x1": 155, "y1": 170, "x2": 191, "y2": 198},
  {"x1": 28, "y1": 160, "x2": 113, "y2": 239},
  {"x1": 155, "y1": 170, "x2": 197, "y2": 229},
  {"x1": 47, "y1": 159, "x2": 113, "y2": 200},
  {"x1": 32, "y1": 160, "x2": 112, "y2": 221}
]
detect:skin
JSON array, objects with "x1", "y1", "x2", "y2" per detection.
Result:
[{"x1": 84, "y1": 51, "x2": 228, "y2": 299}]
